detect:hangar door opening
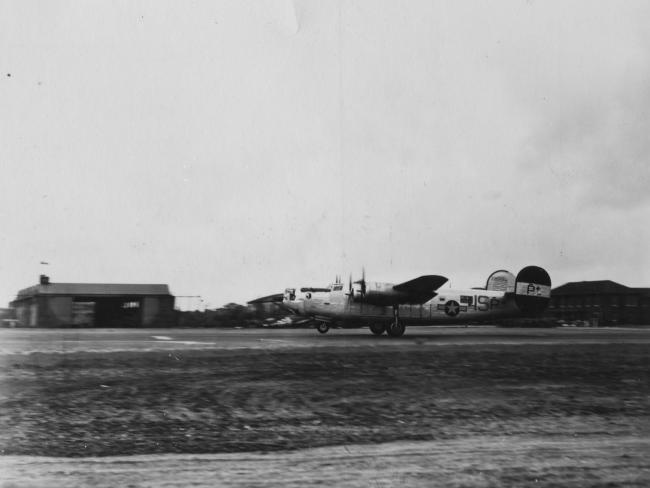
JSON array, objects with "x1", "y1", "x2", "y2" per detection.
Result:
[{"x1": 73, "y1": 296, "x2": 143, "y2": 327}]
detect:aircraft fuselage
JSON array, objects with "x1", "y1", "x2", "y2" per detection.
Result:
[{"x1": 283, "y1": 287, "x2": 521, "y2": 326}]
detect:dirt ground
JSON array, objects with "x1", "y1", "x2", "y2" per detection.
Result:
[
  {"x1": 1, "y1": 342, "x2": 648, "y2": 459},
  {"x1": 2, "y1": 435, "x2": 649, "y2": 488}
]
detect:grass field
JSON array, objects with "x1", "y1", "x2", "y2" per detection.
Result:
[{"x1": 1, "y1": 342, "x2": 648, "y2": 459}]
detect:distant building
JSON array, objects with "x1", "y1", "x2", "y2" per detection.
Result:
[
  {"x1": 548, "y1": 280, "x2": 650, "y2": 326},
  {"x1": 0, "y1": 307, "x2": 18, "y2": 327},
  {"x1": 10, "y1": 275, "x2": 176, "y2": 327}
]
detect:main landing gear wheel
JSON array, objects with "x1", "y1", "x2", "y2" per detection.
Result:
[
  {"x1": 369, "y1": 322, "x2": 386, "y2": 336},
  {"x1": 385, "y1": 305, "x2": 405, "y2": 337},
  {"x1": 386, "y1": 320, "x2": 405, "y2": 337},
  {"x1": 316, "y1": 322, "x2": 330, "y2": 334}
]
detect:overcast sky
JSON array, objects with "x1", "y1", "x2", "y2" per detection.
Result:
[{"x1": 2, "y1": 1, "x2": 649, "y2": 309}]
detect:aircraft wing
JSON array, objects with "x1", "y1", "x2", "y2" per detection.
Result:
[
  {"x1": 391, "y1": 275, "x2": 448, "y2": 304},
  {"x1": 393, "y1": 275, "x2": 448, "y2": 293},
  {"x1": 247, "y1": 293, "x2": 284, "y2": 305}
]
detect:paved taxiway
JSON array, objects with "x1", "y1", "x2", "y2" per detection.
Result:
[{"x1": 1, "y1": 325, "x2": 649, "y2": 354}]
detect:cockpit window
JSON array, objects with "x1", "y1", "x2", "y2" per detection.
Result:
[
  {"x1": 332, "y1": 285, "x2": 343, "y2": 291},
  {"x1": 284, "y1": 288, "x2": 296, "y2": 301}
]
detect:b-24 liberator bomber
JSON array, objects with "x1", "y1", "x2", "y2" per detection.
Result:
[{"x1": 249, "y1": 266, "x2": 551, "y2": 337}]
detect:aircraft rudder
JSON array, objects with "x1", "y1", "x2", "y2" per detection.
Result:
[
  {"x1": 514, "y1": 265, "x2": 552, "y2": 316},
  {"x1": 485, "y1": 270, "x2": 516, "y2": 292}
]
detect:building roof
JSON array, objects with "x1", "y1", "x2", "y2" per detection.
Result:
[
  {"x1": 552, "y1": 280, "x2": 633, "y2": 296},
  {"x1": 15, "y1": 283, "x2": 172, "y2": 299}
]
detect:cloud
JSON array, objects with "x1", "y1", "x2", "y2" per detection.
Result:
[
  {"x1": 489, "y1": 1, "x2": 650, "y2": 211},
  {"x1": 520, "y1": 73, "x2": 650, "y2": 210}
]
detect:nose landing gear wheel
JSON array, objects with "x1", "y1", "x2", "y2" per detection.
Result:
[
  {"x1": 369, "y1": 322, "x2": 386, "y2": 336},
  {"x1": 316, "y1": 322, "x2": 330, "y2": 334}
]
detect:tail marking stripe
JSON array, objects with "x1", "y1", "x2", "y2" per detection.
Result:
[{"x1": 515, "y1": 282, "x2": 551, "y2": 298}]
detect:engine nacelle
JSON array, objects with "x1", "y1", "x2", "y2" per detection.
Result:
[{"x1": 513, "y1": 266, "x2": 551, "y2": 316}]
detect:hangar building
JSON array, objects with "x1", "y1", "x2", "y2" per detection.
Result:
[
  {"x1": 11, "y1": 276, "x2": 176, "y2": 327},
  {"x1": 548, "y1": 280, "x2": 650, "y2": 326}
]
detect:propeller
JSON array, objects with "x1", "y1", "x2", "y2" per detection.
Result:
[
  {"x1": 347, "y1": 266, "x2": 367, "y2": 302},
  {"x1": 357, "y1": 266, "x2": 366, "y2": 297}
]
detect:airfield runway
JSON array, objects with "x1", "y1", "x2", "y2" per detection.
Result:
[
  {"x1": 1, "y1": 326, "x2": 649, "y2": 487},
  {"x1": 1, "y1": 325, "x2": 649, "y2": 354}
]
